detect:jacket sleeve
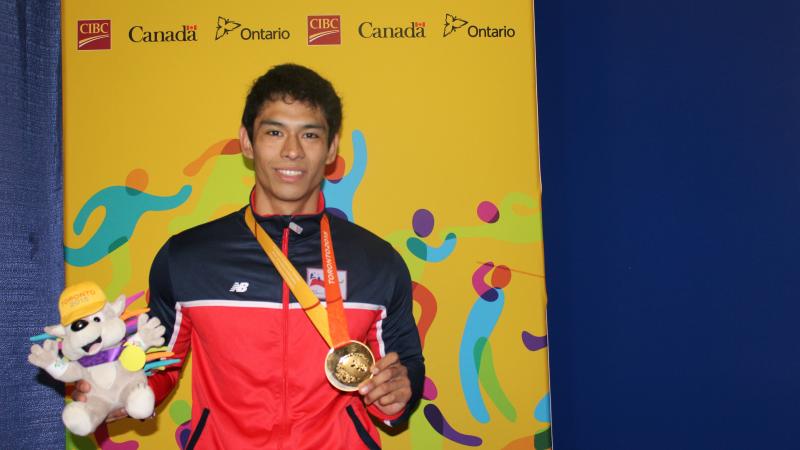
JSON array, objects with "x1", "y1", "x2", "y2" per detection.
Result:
[
  {"x1": 366, "y1": 248, "x2": 425, "y2": 425},
  {"x1": 147, "y1": 239, "x2": 193, "y2": 406}
]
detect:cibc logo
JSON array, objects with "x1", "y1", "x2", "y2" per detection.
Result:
[
  {"x1": 308, "y1": 15, "x2": 340, "y2": 45},
  {"x1": 78, "y1": 20, "x2": 111, "y2": 50}
]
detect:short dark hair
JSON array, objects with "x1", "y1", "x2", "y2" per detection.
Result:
[{"x1": 241, "y1": 64, "x2": 342, "y2": 146}]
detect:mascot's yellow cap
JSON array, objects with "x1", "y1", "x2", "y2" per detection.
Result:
[{"x1": 59, "y1": 281, "x2": 107, "y2": 325}]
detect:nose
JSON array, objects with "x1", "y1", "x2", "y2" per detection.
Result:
[
  {"x1": 70, "y1": 319, "x2": 89, "y2": 332},
  {"x1": 280, "y1": 134, "x2": 304, "y2": 160}
]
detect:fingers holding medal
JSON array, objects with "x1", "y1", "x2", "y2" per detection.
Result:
[{"x1": 358, "y1": 352, "x2": 412, "y2": 416}]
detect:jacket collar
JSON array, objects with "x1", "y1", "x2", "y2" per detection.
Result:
[{"x1": 247, "y1": 189, "x2": 325, "y2": 242}]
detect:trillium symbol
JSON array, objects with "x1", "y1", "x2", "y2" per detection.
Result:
[
  {"x1": 443, "y1": 13, "x2": 468, "y2": 37},
  {"x1": 216, "y1": 16, "x2": 241, "y2": 40}
]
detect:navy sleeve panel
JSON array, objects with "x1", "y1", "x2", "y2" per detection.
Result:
[
  {"x1": 148, "y1": 240, "x2": 178, "y2": 345},
  {"x1": 382, "y1": 246, "x2": 426, "y2": 425},
  {"x1": 147, "y1": 239, "x2": 189, "y2": 404}
]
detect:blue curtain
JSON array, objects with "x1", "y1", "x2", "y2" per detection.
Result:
[
  {"x1": 0, "y1": 0, "x2": 65, "y2": 448},
  {"x1": 537, "y1": 0, "x2": 800, "y2": 448}
]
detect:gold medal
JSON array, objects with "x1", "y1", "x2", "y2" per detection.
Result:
[{"x1": 325, "y1": 340, "x2": 374, "y2": 391}]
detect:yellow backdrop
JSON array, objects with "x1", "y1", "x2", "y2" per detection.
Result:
[{"x1": 62, "y1": 1, "x2": 550, "y2": 449}]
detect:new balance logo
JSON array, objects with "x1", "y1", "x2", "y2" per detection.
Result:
[{"x1": 230, "y1": 282, "x2": 249, "y2": 293}]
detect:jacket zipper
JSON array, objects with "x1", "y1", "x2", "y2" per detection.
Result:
[{"x1": 280, "y1": 226, "x2": 290, "y2": 449}]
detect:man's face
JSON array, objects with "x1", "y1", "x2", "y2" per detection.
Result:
[{"x1": 240, "y1": 98, "x2": 339, "y2": 215}]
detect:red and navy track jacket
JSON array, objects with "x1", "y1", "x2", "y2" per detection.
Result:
[{"x1": 147, "y1": 195, "x2": 425, "y2": 450}]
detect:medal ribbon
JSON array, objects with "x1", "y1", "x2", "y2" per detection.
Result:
[
  {"x1": 320, "y1": 215, "x2": 351, "y2": 347},
  {"x1": 244, "y1": 207, "x2": 351, "y2": 349}
]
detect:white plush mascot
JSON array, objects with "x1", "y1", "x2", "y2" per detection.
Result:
[{"x1": 28, "y1": 281, "x2": 166, "y2": 436}]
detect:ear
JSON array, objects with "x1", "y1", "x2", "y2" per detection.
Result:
[
  {"x1": 325, "y1": 133, "x2": 340, "y2": 165},
  {"x1": 239, "y1": 126, "x2": 254, "y2": 160},
  {"x1": 110, "y1": 294, "x2": 126, "y2": 317},
  {"x1": 44, "y1": 324, "x2": 66, "y2": 337}
]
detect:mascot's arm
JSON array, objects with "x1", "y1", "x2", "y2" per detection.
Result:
[
  {"x1": 146, "y1": 239, "x2": 192, "y2": 405},
  {"x1": 28, "y1": 339, "x2": 86, "y2": 382},
  {"x1": 128, "y1": 313, "x2": 166, "y2": 349}
]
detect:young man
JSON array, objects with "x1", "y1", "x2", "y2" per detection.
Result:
[{"x1": 78, "y1": 64, "x2": 425, "y2": 449}]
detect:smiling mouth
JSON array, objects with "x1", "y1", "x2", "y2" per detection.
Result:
[
  {"x1": 275, "y1": 168, "x2": 304, "y2": 178},
  {"x1": 82, "y1": 336, "x2": 102, "y2": 353}
]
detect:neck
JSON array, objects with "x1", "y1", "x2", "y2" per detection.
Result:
[{"x1": 251, "y1": 188, "x2": 323, "y2": 216}]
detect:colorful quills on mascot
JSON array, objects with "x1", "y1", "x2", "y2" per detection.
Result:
[{"x1": 27, "y1": 282, "x2": 177, "y2": 436}]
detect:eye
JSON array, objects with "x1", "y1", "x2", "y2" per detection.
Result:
[
  {"x1": 93, "y1": 317, "x2": 101, "y2": 322},
  {"x1": 303, "y1": 132, "x2": 319, "y2": 139},
  {"x1": 71, "y1": 320, "x2": 88, "y2": 331},
  {"x1": 266, "y1": 130, "x2": 282, "y2": 137}
]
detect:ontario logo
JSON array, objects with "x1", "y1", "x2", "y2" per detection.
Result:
[
  {"x1": 216, "y1": 16, "x2": 290, "y2": 41},
  {"x1": 78, "y1": 20, "x2": 111, "y2": 50},
  {"x1": 443, "y1": 13, "x2": 515, "y2": 38},
  {"x1": 215, "y1": 16, "x2": 241, "y2": 40},
  {"x1": 308, "y1": 15, "x2": 340, "y2": 45},
  {"x1": 443, "y1": 14, "x2": 467, "y2": 37}
]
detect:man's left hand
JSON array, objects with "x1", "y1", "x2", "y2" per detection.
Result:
[{"x1": 358, "y1": 352, "x2": 411, "y2": 416}]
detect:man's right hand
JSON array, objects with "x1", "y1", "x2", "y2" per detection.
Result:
[{"x1": 72, "y1": 380, "x2": 129, "y2": 422}]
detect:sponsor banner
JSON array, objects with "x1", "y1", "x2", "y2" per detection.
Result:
[{"x1": 61, "y1": 2, "x2": 548, "y2": 450}]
